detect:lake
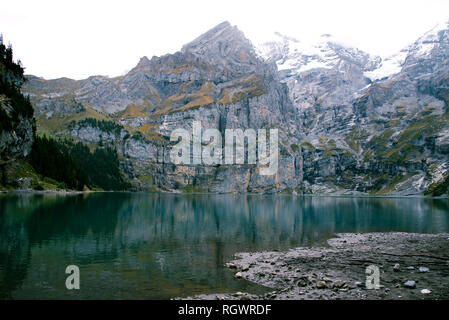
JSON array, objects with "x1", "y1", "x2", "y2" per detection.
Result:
[{"x1": 1, "y1": 192, "x2": 449, "y2": 299}]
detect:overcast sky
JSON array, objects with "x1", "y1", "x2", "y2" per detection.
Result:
[{"x1": 1, "y1": 0, "x2": 448, "y2": 80}]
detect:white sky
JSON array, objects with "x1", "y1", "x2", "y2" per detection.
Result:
[{"x1": 1, "y1": 0, "x2": 448, "y2": 80}]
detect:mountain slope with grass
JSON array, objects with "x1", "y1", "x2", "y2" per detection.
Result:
[
  {"x1": 17, "y1": 20, "x2": 449, "y2": 196},
  {"x1": 0, "y1": 37, "x2": 129, "y2": 191}
]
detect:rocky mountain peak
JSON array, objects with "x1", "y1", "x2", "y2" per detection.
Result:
[
  {"x1": 181, "y1": 21, "x2": 245, "y2": 54},
  {"x1": 136, "y1": 56, "x2": 150, "y2": 68},
  {"x1": 181, "y1": 21, "x2": 261, "y2": 75}
]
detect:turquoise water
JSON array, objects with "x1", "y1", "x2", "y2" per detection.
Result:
[{"x1": 1, "y1": 192, "x2": 448, "y2": 299}]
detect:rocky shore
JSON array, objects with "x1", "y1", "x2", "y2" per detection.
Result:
[{"x1": 187, "y1": 233, "x2": 449, "y2": 300}]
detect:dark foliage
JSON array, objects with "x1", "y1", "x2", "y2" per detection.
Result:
[
  {"x1": 30, "y1": 136, "x2": 88, "y2": 190},
  {"x1": 424, "y1": 173, "x2": 449, "y2": 197},
  {"x1": 69, "y1": 118, "x2": 124, "y2": 136},
  {"x1": 59, "y1": 139, "x2": 130, "y2": 191},
  {"x1": 0, "y1": 36, "x2": 34, "y2": 133}
]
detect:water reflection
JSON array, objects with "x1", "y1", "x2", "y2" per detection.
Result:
[{"x1": 0, "y1": 193, "x2": 448, "y2": 299}]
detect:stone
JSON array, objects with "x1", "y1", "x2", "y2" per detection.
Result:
[
  {"x1": 297, "y1": 276, "x2": 311, "y2": 287},
  {"x1": 420, "y1": 289, "x2": 431, "y2": 294},
  {"x1": 235, "y1": 272, "x2": 243, "y2": 279},
  {"x1": 333, "y1": 281, "x2": 346, "y2": 289},
  {"x1": 403, "y1": 280, "x2": 416, "y2": 289},
  {"x1": 316, "y1": 281, "x2": 326, "y2": 289},
  {"x1": 418, "y1": 267, "x2": 429, "y2": 273},
  {"x1": 393, "y1": 264, "x2": 400, "y2": 272},
  {"x1": 225, "y1": 263, "x2": 236, "y2": 269}
]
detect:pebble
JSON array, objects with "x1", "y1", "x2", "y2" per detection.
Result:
[
  {"x1": 355, "y1": 281, "x2": 364, "y2": 288},
  {"x1": 418, "y1": 267, "x2": 429, "y2": 273},
  {"x1": 242, "y1": 266, "x2": 249, "y2": 272},
  {"x1": 333, "y1": 281, "x2": 346, "y2": 288},
  {"x1": 406, "y1": 266, "x2": 415, "y2": 270},
  {"x1": 226, "y1": 263, "x2": 236, "y2": 269},
  {"x1": 421, "y1": 289, "x2": 431, "y2": 294},
  {"x1": 393, "y1": 264, "x2": 400, "y2": 272},
  {"x1": 316, "y1": 281, "x2": 326, "y2": 289},
  {"x1": 403, "y1": 280, "x2": 416, "y2": 289},
  {"x1": 235, "y1": 272, "x2": 243, "y2": 279},
  {"x1": 297, "y1": 277, "x2": 310, "y2": 287}
]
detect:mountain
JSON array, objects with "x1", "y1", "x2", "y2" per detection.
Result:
[
  {"x1": 19, "y1": 20, "x2": 449, "y2": 195},
  {"x1": 256, "y1": 21, "x2": 449, "y2": 195},
  {"x1": 22, "y1": 22, "x2": 301, "y2": 193}
]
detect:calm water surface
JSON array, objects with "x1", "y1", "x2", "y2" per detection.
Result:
[{"x1": 1, "y1": 192, "x2": 449, "y2": 299}]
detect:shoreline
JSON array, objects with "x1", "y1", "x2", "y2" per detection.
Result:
[
  {"x1": 1, "y1": 189, "x2": 448, "y2": 199},
  {"x1": 185, "y1": 232, "x2": 449, "y2": 300}
]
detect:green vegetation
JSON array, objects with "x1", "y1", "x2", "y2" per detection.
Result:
[
  {"x1": 424, "y1": 173, "x2": 449, "y2": 196},
  {"x1": 59, "y1": 139, "x2": 131, "y2": 191},
  {"x1": 182, "y1": 184, "x2": 206, "y2": 193},
  {"x1": 35, "y1": 105, "x2": 108, "y2": 135},
  {"x1": 345, "y1": 126, "x2": 370, "y2": 153},
  {"x1": 69, "y1": 117, "x2": 124, "y2": 136},
  {"x1": 30, "y1": 136, "x2": 88, "y2": 190},
  {"x1": 290, "y1": 143, "x2": 299, "y2": 152},
  {"x1": 300, "y1": 141, "x2": 315, "y2": 151},
  {"x1": 370, "y1": 174, "x2": 411, "y2": 195},
  {"x1": 0, "y1": 36, "x2": 34, "y2": 133},
  {"x1": 29, "y1": 135, "x2": 130, "y2": 191}
]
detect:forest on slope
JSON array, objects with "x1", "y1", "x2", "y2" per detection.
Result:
[{"x1": 0, "y1": 37, "x2": 129, "y2": 191}]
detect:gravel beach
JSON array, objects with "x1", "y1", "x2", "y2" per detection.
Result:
[{"x1": 186, "y1": 233, "x2": 449, "y2": 300}]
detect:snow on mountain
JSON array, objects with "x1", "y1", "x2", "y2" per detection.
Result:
[
  {"x1": 409, "y1": 20, "x2": 449, "y2": 58},
  {"x1": 364, "y1": 48, "x2": 408, "y2": 81},
  {"x1": 257, "y1": 32, "x2": 381, "y2": 76},
  {"x1": 365, "y1": 20, "x2": 449, "y2": 81}
]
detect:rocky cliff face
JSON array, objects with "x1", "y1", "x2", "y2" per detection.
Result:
[
  {"x1": 260, "y1": 21, "x2": 449, "y2": 195},
  {"x1": 23, "y1": 22, "x2": 302, "y2": 193},
  {"x1": 0, "y1": 40, "x2": 34, "y2": 165},
  {"x1": 22, "y1": 21, "x2": 449, "y2": 195}
]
